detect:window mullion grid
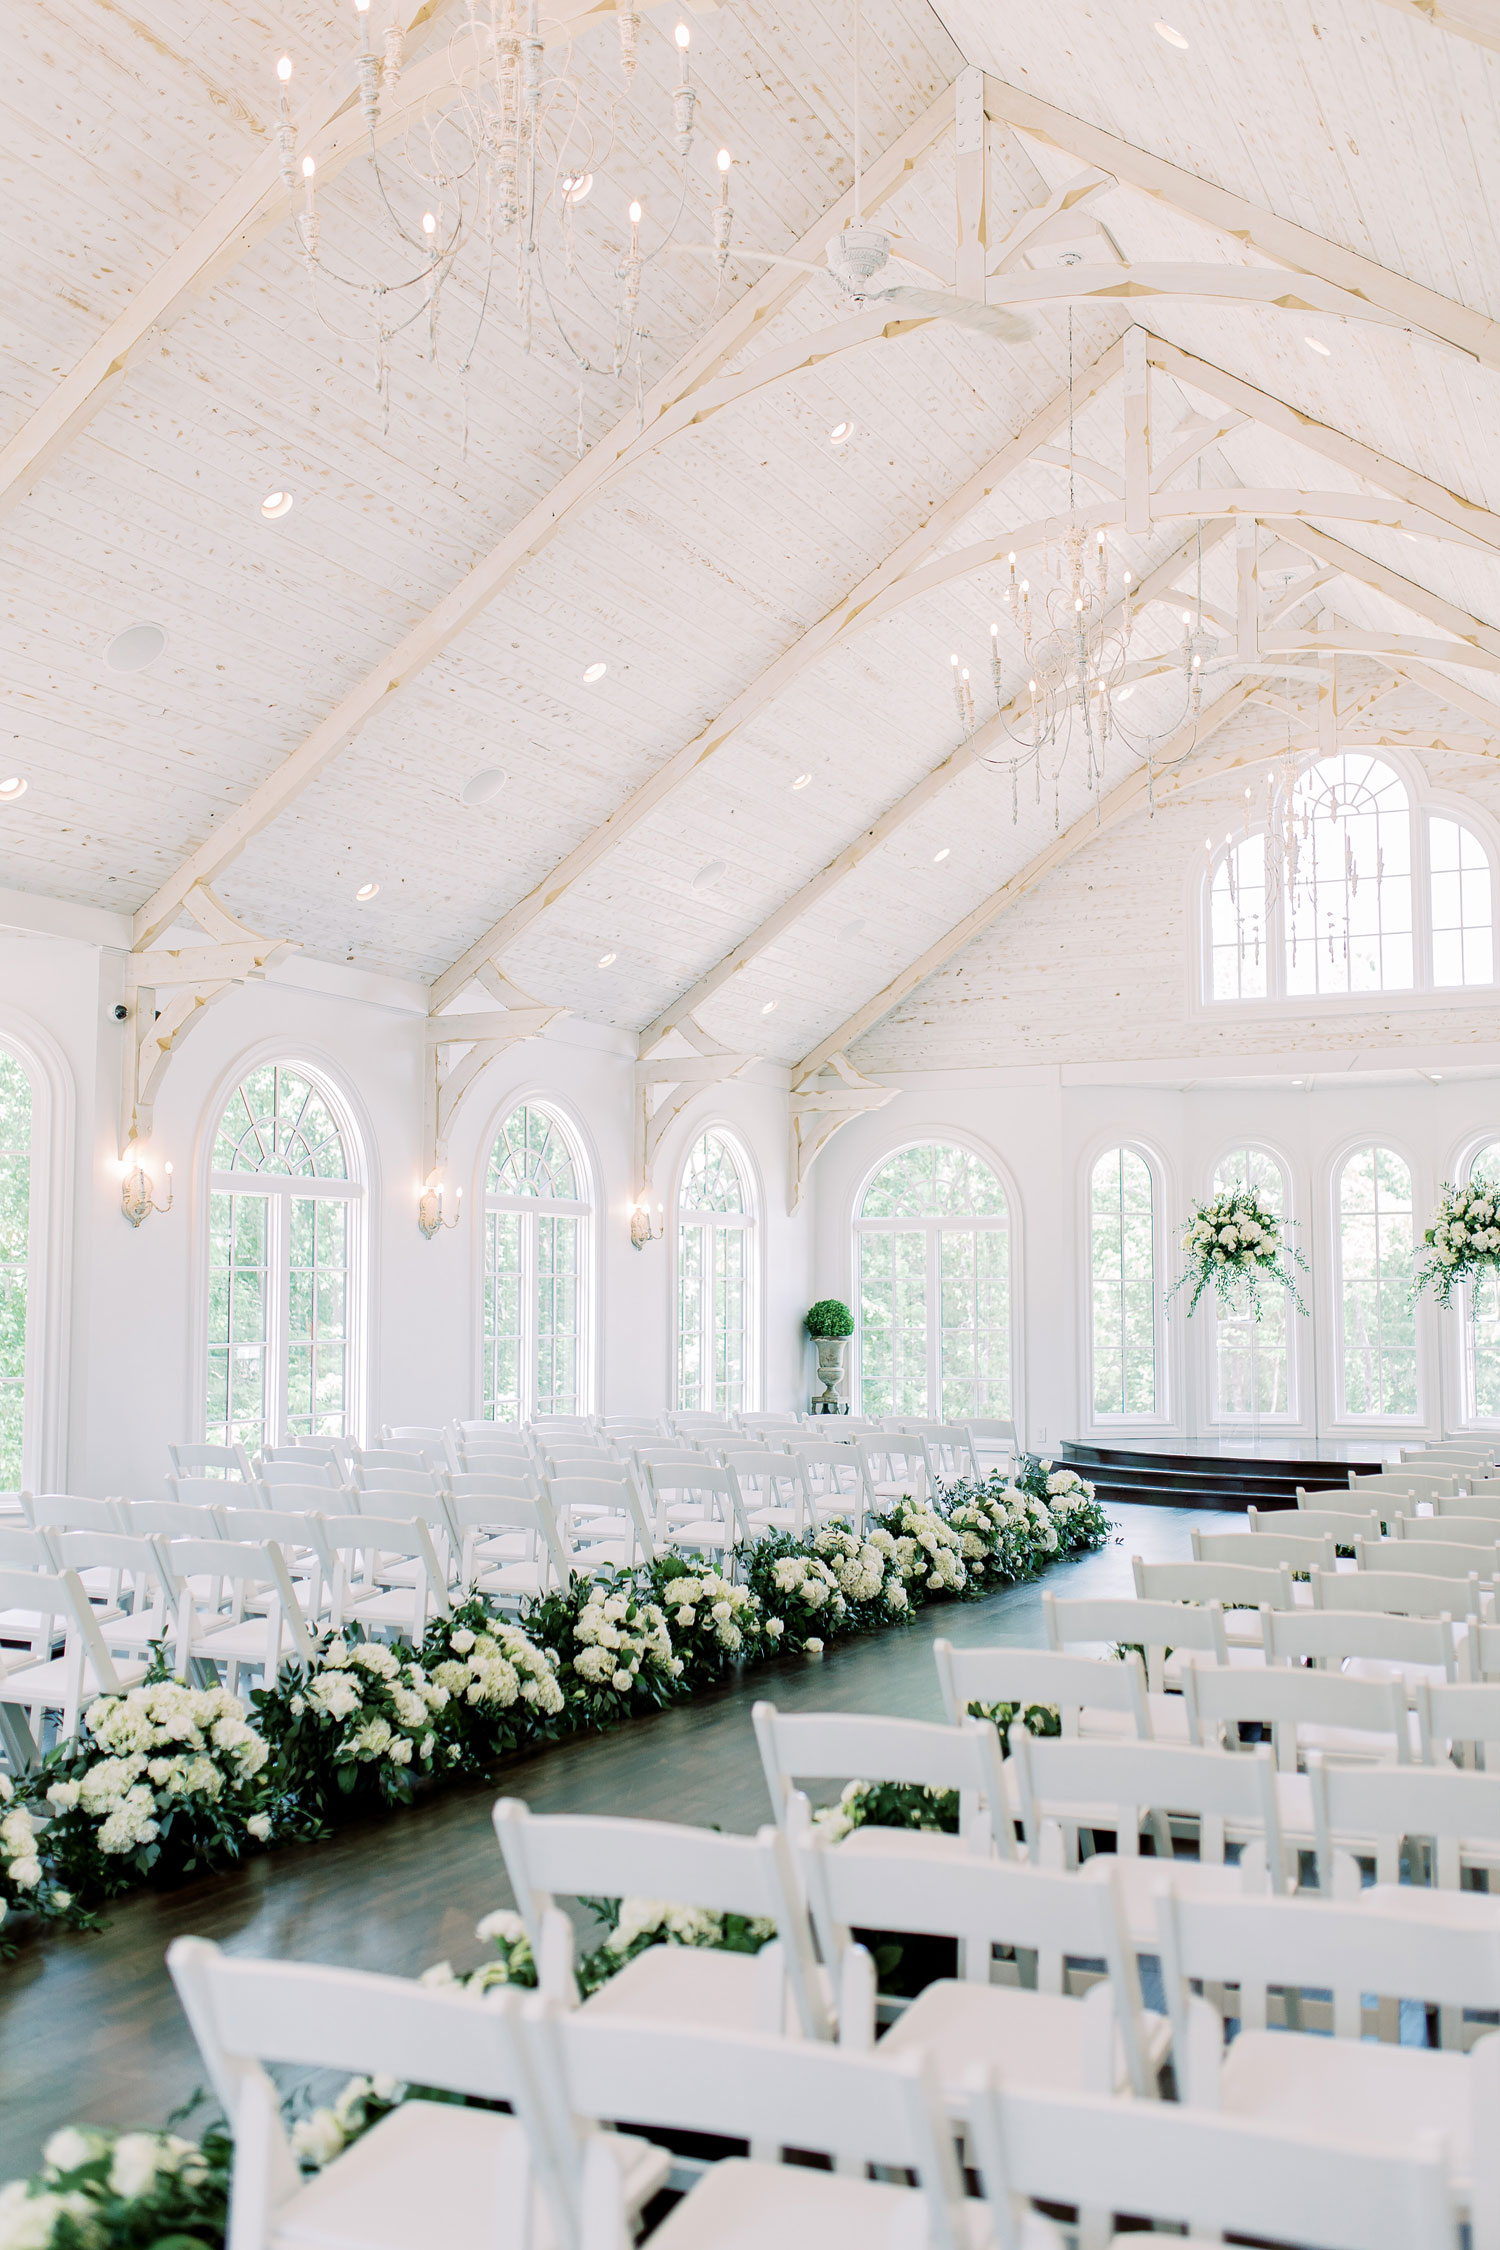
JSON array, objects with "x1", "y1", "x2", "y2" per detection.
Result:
[
  {"x1": 926, "y1": 1221, "x2": 941, "y2": 1421},
  {"x1": 269, "y1": 1194, "x2": 290, "y2": 1449}
]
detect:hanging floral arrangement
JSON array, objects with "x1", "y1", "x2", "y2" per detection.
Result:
[
  {"x1": 1169, "y1": 1187, "x2": 1309, "y2": 1319},
  {"x1": 1412, "y1": 1175, "x2": 1500, "y2": 1309}
]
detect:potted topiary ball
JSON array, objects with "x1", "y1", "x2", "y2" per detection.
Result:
[{"x1": 805, "y1": 1299, "x2": 854, "y2": 1413}]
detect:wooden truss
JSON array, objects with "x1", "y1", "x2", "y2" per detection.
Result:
[
  {"x1": 634, "y1": 1018, "x2": 757, "y2": 1205},
  {"x1": 423, "y1": 966, "x2": 566, "y2": 1186},
  {"x1": 121, "y1": 886, "x2": 293, "y2": 1153},
  {"x1": 788, "y1": 1054, "x2": 896, "y2": 1215}
]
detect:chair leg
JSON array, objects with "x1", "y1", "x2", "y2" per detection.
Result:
[{"x1": 0, "y1": 1699, "x2": 38, "y2": 1773}]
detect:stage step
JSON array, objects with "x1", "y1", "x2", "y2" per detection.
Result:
[{"x1": 1061, "y1": 1440, "x2": 1385, "y2": 1514}]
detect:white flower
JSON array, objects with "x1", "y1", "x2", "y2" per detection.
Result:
[
  {"x1": 804, "y1": 1638, "x2": 824, "y2": 1657},
  {"x1": 0, "y1": 2183, "x2": 69, "y2": 2249},
  {"x1": 9, "y1": 1858, "x2": 43, "y2": 1891},
  {"x1": 611, "y1": 1669, "x2": 633, "y2": 1692},
  {"x1": 449, "y1": 1628, "x2": 476, "y2": 1655},
  {"x1": 247, "y1": 1812, "x2": 272, "y2": 1842},
  {"x1": 290, "y1": 2110, "x2": 347, "y2": 2168},
  {"x1": 42, "y1": 2127, "x2": 100, "y2": 2175},
  {"x1": 477, "y1": 1908, "x2": 528, "y2": 1946},
  {"x1": 109, "y1": 2132, "x2": 169, "y2": 2201}
]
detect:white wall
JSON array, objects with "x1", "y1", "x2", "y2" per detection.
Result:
[{"x1": 1, "y1": 915, "x2": 812, "y2": 1498}]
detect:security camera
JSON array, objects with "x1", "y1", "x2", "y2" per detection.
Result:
[{"x1": 112, "y1": 1003, "x2": 128, "y2": 1021}]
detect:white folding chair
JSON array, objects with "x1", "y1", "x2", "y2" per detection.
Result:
[
  {"x1": 1253, "y1": 1504, "x2": 1380, "y2": 1549},
  {"x1": 164, "y1": 1536, "x2": 315, "y2": 1694},
  {"x1": 167, "y1": 1936, "x2": 666, "y2": 2250},
  {"x1": 167, "y1": 1441, "x2": 253, "y2": 1481},
  {"x1": 492, "y1": 1800, "x2": 828, "y2": 2039},
  {"x1": 219, "y1": 1505, "x2": 335, "y2": 1626},
  {"x1": 804, "y1": 1836, "x2": 1164, "y2": 2100},
  {"x1": 1132, "y1": 1554, "x2": 1295, "y2": 1642},
  {"x1": 1301, "y1": 1482, "x2": 1404, "y2": 1524},
  {"x1": 1462, "y1": 1620, "x2": 1500, "y2": 1681},
  {"x1": 786, "y1": 1442, "x2": 870, "y2": 1536},
  {"x1": 1312, "y1": 1753, "x2": 1500, "y2": 1890},
  {"x1": 543, "y1": 1474, "x2": 654, "y2": 1570},
  {"x1": 722, "y1": 1451, "x2": 810, "y2": 1539},
  {"x1": 1416, "y1": 1678, "x2": 1500, "y2": 1770},
  {"x1": 1313, "y1": 1562, "x2": 1487, "y2": 1620},
  {"x1": 1042, "y1": 1589, "x2": 1241, "y2": 1698},
  {"x1": 20, "y1": 1491, "x2": 126, "y2": 1534},
  {"x1": 0, "y1": 1523, "x2": 66, "y2": 1653},
  {"x1": 1356, "y1": 1470, "x2": 1464, "y2": 1501},
  {"x1": 1262, "y1": 1603, "x2": 1461, "y2": 1693},
  {"x1": 921, "y1": 1427, "x2": 981, "y2": 1488},
  {"x1": 854, "y1": 1434, "x2": 928, "y2": 1508},
  {"x1": 966, "y1": 2075, "x2": 1454, "y2": 2250},
  {"x1": 1193, "y1": 1523, "x2": 1335, "y2": 1578},
  {"x1": 644, "y1": 1461, "x2": 746, "y2": 1562},
  {"x1": 319, "y1": 1514, "x2": 450, "y2": 1637},
  {"x1": 753, "y1": 1699, "x2": 1016, "y2": 1859},
  {"x1": 47, "y1": 1530, "x2": 181, "y2": 1659},
  {"x1": 256, "y1": 1456, "x2": 341, "y2": 1490},
  {"x1": 1396, "y1": 1513, "x2": 1500, "y2": 1547},
  {"x1": 933, "y1": 1636, "x2": 1162, "y2": 1745},
  {"x1": 380, "y1": 1425, "x2": 449, "y2": 1448},
  {"x1": 450, "y1": 1491, "x2": 574, "y2": 1603},
  {"x1": 965, "y1": 1418, "x2": 1018, "y2": 1474},
  {"x1": 1357, "y1": 1534, "x2": 1500, "y2": 1581},
  {"x1": 1156, "y1": 1878, "x2": 1500, "y2": 2233},
  {"x1": 0, "y1": 1566, "x2": 151, "y2": 1765},
  {"x1": 170, "y1": 1475, "x2": 265, "y2": 1510},
  {"x1": 1008, "y1": 1730, "x2": 1292, "y2": 1949},
  {"x1": 1433, "y1": 1487, "x2": 1500, "y2": 1520},
  {"x1": 519, "y1": 1996, "x2": 974, "y2": 2250}
]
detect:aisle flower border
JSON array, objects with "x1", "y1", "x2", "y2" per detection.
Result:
[{"x1": 0, "y1": 1460, "x2": 1110, "y2": 1956}]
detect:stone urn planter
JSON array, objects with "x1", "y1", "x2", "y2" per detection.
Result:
[{"x1": 811, "y1": 1334, "x2": 849, "y2": 1411}]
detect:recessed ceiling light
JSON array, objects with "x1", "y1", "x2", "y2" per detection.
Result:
[
  {"x1": 692, "y1": 859, "x2": 727, "y2": 890},
  {"x1": 761, "y1": 999, "x2": 777, "y2": 1014},
  {"x1": 0, "y1": 777, "x2": 26, "y2": 801},
  {"x1": 355, "y1": 881, "x2": 379, "y2": 901},
  {"x1": 105, "y1": 623, "x2": 167, "y2": 672},
  {"x1": 583, "y1": 661, "x2": 607, "y2": 682},
  {"x1": 597, "y1": 950, "x2": 617, "y2": 967},
  {"x1": 1291, "y1": 1079, "x2": 1303, "y2": 1086},
  {"x1": 1154, "y1": 19, "x2": 1189, "y2": 45},
  {"x1": 1304, "y1": 336, "x2": 1332, "y2": 356},
  {"x1": 561, "y1": 171, "x2": 593, "y2": 205},
  {"x1": 828, "y1": 419, "x2": 854, "y2": 445},
  {"x1": 933, "y1": 846, "x2": 951, "y2": 863},
  {"x1": 1431, "y1": 1072, "x2": 1445, "y2": 1082},
  {"x1": 842, "y1": 917, "x2": 866, "y2": 941},
  {"x1": 260, "y1": 490, "x2": 294, "y2": 519},
  {"x1": 791, "y1": 771, "x2": 813, "y2": 790},
  {"x1": 460, "y1": 766, "x2": 508, "y2": 807}
]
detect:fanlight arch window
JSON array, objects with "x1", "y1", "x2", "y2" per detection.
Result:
[
  {"x1": 483, "y1": 1102, "x2": 590, "y2": 1424},
  {"x1": 1460, "y1": 1140, "x2": 1500, "y2": 1424},
  {"x1": 0, "y1": 1049, "x2": 33, "y2": 1487},
  {"x1": 1209, "y1": 1145, "x2": 1292, "y2": 1421},
  {"x1": 855, "y1": 1142, "x2": 1011, "y2": 1421},
  {"x1": 1090, "y1": 1146, "x2": 1161, "y2": 1418},
  {"x1": 1336, "y1": 1144, "x2": 1418, "y2": 1420},
  {"x1": 676, "y1": 1130, "x2": 755, "y2": 1414},
  {"x1": 207, "y1": 1063, "x2": 362, "y2": 1453},
  {"x1": 1206, "y1": 754, "x2": 1493, "y2": 1003}
]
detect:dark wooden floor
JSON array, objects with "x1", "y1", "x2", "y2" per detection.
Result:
[{"x1": 0, "y1": 1503, "x2": 1211, "y2": 2176}]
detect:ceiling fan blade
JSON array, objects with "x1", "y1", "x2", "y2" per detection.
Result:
[
  {"x1": 877, "y1": 285, "x2": 1034, "y2": 342},
  {"x1": 668, "y1": 243, "x2": 826, "y2": 274}
]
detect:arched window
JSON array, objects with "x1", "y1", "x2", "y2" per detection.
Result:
[
  {"x1": 677, "y1": 1130, "x2": 754, "y2": 1414},
  {"x1": 207, "y1": 1063, "x2": 362, "y2": 1452},
  {"x1": 1210, "y1": 1146, "x2": 1291, "y2": 1420},
  {"x1": 483, "y1": 1102, "x2": 589, "y2": 1423},
  {"x1": 1090, "y1": 1147, "x2": 1160, "y2": 1418},
  {"x1": 1461, "y1": 1140, "x2": 1500, "y2": 1422},
  {"x1": 0, "y1": 1050, "x2": 32, "y2": 1486},
  {"x1": 855, "y1": 1142, "x2": 1010, "y2": 1421},
  {"x1": 1204, "y1": 755, "x2": 1493, "y2": 1003},
  {"x1": 1337, "y1": 1145, "x2": 1417, "y2": 1419}
]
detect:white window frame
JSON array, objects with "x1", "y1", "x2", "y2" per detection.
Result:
[
  {"x1": 1083, "y1": 1139, "x2": 1171, "y2": 1431},
  {"x1": 0, "y1": 1014, "x2": 71, "y2": 1494},
  {"x1": 852, "y1": 1137, "x2": 1015, "y2": 1424},
  {"x1": 203, "y1": 1060, "x2": 367, "y2": 1452},
  {"x1": 1451, "y1": 1133, "x2": 1500, "y2": 1431},
  {"x1": 673, "y1": 1125, "x2": 758, "y2": 1416},
  {"x1": 480, "y1": 1099, "x2": 593, "y2": 1425},
  {"x1": 1200, "y1": 1141, "x2": 1301, "y2": 1429},
  {"x1": 1198, "y1": 749, "x2": 1498, "y2": 1015},
  {"x1": 1329, "y1": 1138, "x2": 1423, "y2": 1429}
]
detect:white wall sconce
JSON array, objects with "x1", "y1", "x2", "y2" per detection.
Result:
[
  {"x1": 630, "y1": 1197, "x2": 664, "y2": 1250},
  {"x1": 120, "y1": 1149, "x2": 173, "y2": 1227},
  {"x1": 418, "y1": 1180, "x2": 462, "y2": 1239}
]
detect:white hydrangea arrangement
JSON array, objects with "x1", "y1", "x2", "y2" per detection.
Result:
[
  {"x1": 420, "y1": 1603, "x2": 566, "y2": 1771},
  {"x1": 1170, "y1": 1186, "x2": 1308, "y2": 1318},
  {"x1": 1414, "y1": 1174, "x2": 1500, "y2": 1308},
  {"x1": 252, "y1": 1632, "x2": 456, "y2": 1816},
  {"x1": 646, "y1": 1561, "x2": 772, "y2": 1685},
  {"x1": 0, "y1": 2121, "x2": 232, "y2": 2246},
  {"x1": 866, "y1": 1501, "x2": 967, "y2": 1601},
  {"x1": 0, "y1": 1775, "x2": 79, "y2": 1951},
  {"x1": 526, "y1": 1573, "x2": 683, "y2": 1727},
  {"x1": 36, "y1": 1678, "x2": 281, "y2": 1900},
  {"x1": 744, "y1": 1534, "x2": 850, "y2": 1652}
]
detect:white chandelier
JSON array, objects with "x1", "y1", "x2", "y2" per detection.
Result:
[{"x1": 273, "y1": 2, "x2": 733, "y2": 433}]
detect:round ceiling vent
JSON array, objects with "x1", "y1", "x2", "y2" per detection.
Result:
[
  {"x1": 105, "y1": 624, "x2": 167, "y2": 672},
  {"x1": 461, "y1": 767, "x2": 508, "y2": 807}
]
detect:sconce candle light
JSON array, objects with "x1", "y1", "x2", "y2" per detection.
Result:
[
  {"x1": 630, "y1": 1196, "x2": 664, "y2": 1250},
  {"x1": 418, "y1": 1179, "x2": 462, "y2": 1239},
  {"x1": 120, "y1": 1149, "x2": 173, "y2": 1227}
]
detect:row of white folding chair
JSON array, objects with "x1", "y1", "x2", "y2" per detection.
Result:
[
  {"x1": 1135, "y1": 1549, "x2": 1498, "y2": 1632},
  {"x1": 1202, "y1": 1521, "x2": 1500, "y2": 1586},
  {"x1": 169, "y1": 1925, "x2": 1463, "y2": 2250},
  {"x1": 165, "y1": 1440, "x2": 255, "y2": 1482},
  {"x1": 0, "y1": 1562, "x2": 156, "y2": 1765}
]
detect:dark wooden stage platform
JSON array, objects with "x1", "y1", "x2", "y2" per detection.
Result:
[{"x1": 1062, "y1": 1439, "x2": 1391, "y2": 1513}]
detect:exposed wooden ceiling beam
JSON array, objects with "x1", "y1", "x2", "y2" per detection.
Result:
[
  {"x1": 795, "y1": 679, "x2": 1258, "y2": 1077},
  {"x1": 427, "y1": 340, "x2": 1127, "y2": 1013},
  {"x1": 1264, "y1": 520, "x2": 1500, "y2": 667},
  {"x1": 636, "y1": 528, "x2": 1230, "y2": 1053},
  {"x1": 1144, "y1": 338, "x2": 1500, "y2": 555},
  {"x1": 982, "y1": 78, "x2": 1500, "y2": 376},
  {"x1": 129, "y1": 87, "x2": 956, "y2": 954},
  {"x1": 1364, "y1": 0, "x2": 1500, "y2": 57}
]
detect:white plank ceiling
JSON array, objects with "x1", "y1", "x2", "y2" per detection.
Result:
[{"x1": 4, "y1": 0, "x2": 1500, "y2": 1072}]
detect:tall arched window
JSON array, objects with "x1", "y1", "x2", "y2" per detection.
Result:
[
  {"x1": 677, "y1": 1130, "x2": 754, "y2": 1414},
  {"x1": 1090, "y1": 1147, "x2": 1160, "y2": 1418},
  {"x1": 856, "y1": 1142, "x2": 1010, "y2": 1421},
  {"x1": 1205, "y1": 754, "x2": 1494, "y2": 1002},
  {"x1": 1337, "y1": 1145, "x2": 1417, "y2": 1420},
  {"x1": 0, "y1": 1050, "x2": 32, "y2": 1486},
  {"x1": 1461, "y1": 1140, "x2": 1500, "y2": 1423},
  {"x1": 1210, "y1": 1145, "x2": 1291, "y2": 1420},
  {"x1": 207, "y1": 1063, "x2": 362, "y2": 1452},
  {"x1": 483, "y1": 1102, "x2": 590, "y2": 1423}
]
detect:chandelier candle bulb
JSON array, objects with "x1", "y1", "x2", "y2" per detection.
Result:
[
  {"x1": 672, "y1": 22, "x2": 697, "y2": 152},
  {"x1": 298, "y1": 156, "x2": 318, "y2": 266}
]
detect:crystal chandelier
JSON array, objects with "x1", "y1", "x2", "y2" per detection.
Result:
[{"x1": 273, "y1": 2, "x2": 732, "y2": 436}]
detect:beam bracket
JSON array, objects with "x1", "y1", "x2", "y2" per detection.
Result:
[
  {"x1": 424, "y1": 965, "x2": 566, "y2": 1184},
  {"x1": 788, "y1": 1053, "x2": 895, "y2": 1213},
  {"x1": 634, "y1": 1016, "x2": 756, "y2": 1204}
]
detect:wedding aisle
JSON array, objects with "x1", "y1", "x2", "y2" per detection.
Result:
[{"x1": 0, "y1": 1501, "x2": 1214, "y2": 2172}]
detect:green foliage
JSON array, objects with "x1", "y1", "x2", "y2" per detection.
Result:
[
  {"x1": 1, "y1": 2122, "x2": 233, "y2": 2249},
  {"x1": 522, "y1": 1571, "x2": 685, "y2": 1729},
  {"x1": 251, "y1": 1630, "x2": 456, "y2": 1819},
  {"x1": 803, "y1": 1298, "x2": 854, "y2": 1338},
  {"x1": 417, "y1": 1600, "x2": 567, "y2": 1774},
  {"x1": 644, "y1": 1554, "x2": 770, "y2": 1687}
]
